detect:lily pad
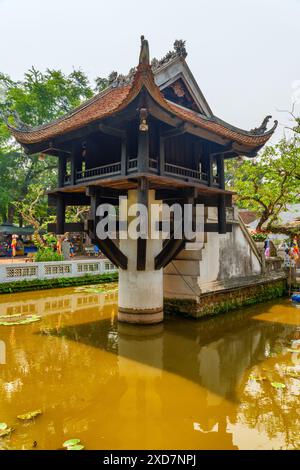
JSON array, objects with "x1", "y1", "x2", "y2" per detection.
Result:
[
  {"x1": 0, "y1": 423, "x2": 8, "y2": 431},
  {"x1": 0, "y1": 315, "x2": 41, "y2": 327},
  {"x1": 0, "y1": 428, "x2": 14, "y2": 438},
  {"x1": 249, "y1": 375, "x2": 267, "y2": 382},
  {"x1": 67, "y1": 444, "x2": 85, "y2": 450},
  {"x1": 0, "y1": 314, "x2": 22, "y2": 320},
  {"x1": 17, "y1": 410, "x2": 42, "y2": 420},
  {"x1": 63, "y1": 438, "x2": 81, "y2": 448},
  {"x1": 271, "y1": 382, "x2": 286, "y2": 389}
]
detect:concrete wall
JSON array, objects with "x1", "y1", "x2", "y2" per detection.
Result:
[{"x1": 164, "y1": 207, "x2": 265, "y2": 300}]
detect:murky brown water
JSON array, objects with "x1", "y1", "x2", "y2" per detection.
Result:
[{"x1": 0, "y1": 284, "x2": 299, "y2": 450}]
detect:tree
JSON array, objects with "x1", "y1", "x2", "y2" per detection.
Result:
[
  {"x1": 226, "y1": 138, "x2": 300, "y2": 230},
  {"x1": 0, "y1": 68, "x2": 96, "y2": 225}
]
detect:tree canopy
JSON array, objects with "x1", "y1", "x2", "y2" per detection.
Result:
[
  {"x1": 226, "y1": 138, "x2": 300, "y2": 230},
  {"x1": 0, "y1": 67, "x2": 108, "y2": 226}
]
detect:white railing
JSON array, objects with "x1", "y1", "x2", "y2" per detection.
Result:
[{"x1": 0, "y1": 259, "x2": 117, "y2": 283}]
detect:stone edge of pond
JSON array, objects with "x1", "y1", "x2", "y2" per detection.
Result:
[
  {"x1": 0, "y1": 272, "x2": 119, "y2": 295},
  {"x1": 164, "y1": 276, "x2": 288, "y2": 319}
]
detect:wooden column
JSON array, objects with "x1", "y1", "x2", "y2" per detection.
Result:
[
  {"x1": 137, "y1": 131, "x2": 149, "y2": 173},
  {"x1": 217, "y1": 155, "x2": 225, "y2": 189},
  {"x1": 137, "y1": 177, "x2": 149, "y2": 271},
  {"x1": 58, "y1": 154, "x2": 66, "y2": 188},
  {"x1": 56, "y1": 194, "x2": 65, "y2": 235},
  {"x1": 121, "y1": 136, "x2": 127, "y2": 176},
  {"x1": 218, "y1": 194, "x2": 226, "y2": 234},
  {"x1": 70, "y1": 144, "x2": 82, "y2": 186},
  {"x1": 159, "y1": 129, "x2": 165, "y2": 176},
  {"x1": 208, "y1": 154, "x2": 214, "y2": 187}
]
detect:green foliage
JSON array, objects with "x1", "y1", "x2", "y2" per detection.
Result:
[
  {"x1": 226, "y1": 139, "x2": 300, "y2": 230},
  {"x1": 0, "y1": 67, "x2": 95, "y2": 226},
  {"x1": 0, "y1": 272, "x2": 118, "y2": 295},
  {"x1": 164, "y1": 279, "x2": 287, "y2": 318},
  {"x1": 34, "y1": 247, "x2": 64, "y2": 262},
  {"x1": 251, "y1": 232, "x2": 268, "y2": 242}
]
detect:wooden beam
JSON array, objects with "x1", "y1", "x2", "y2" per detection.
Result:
[
  {"x1": 159, "y1": 128, "x2": 165, "y2": 176},
  {"x1": 56, "y1": 194, "x2": 65, "y2": 235},
  {"x1": 137, "y1": 129, "x2": 149, "y2": 173},
  {"x1": 161, "y1": 124, "x2": 188, "y2": 139},
  {"x1": 218, "y1": 194, "x2": 227, "y2": 234},
  {"x1": 217, "y1": 155, "x2": 225, "y2": 190},
  {"x1": 208, "y1": 154, "x2": 213, "y2": 187},
  {"x1": 155, "y1": 236, "x2": 186, "y2": 270},
  {"x1": 98, "y1": 123, "x2": 126, "y2": 139},
  {"x1": 58, "y1": 154, "x2": 66, "y2": 188},
  {"x1": 121, "y1": 136, "x2": 127, "y2": 176},
  {"x1": 137, "y1": 177, "x2": 149, "y2": 271},
  {"x1": 70, "y1": 143, "x2": 82, "y2": 186},
  {"x1": 48, "y1": 193, "x2": 90, "y2": 207},
  {"x1": 48, "y1": 222, "x2": 84, "y2": 233},
  {"x1": 205, "y1": 223, "x2": 232, "y2": 233},
  {"x1": 90, "y1": 233, "x2": 128, "y2": 270}
]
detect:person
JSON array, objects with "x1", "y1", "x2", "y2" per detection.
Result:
[
  {"x1": 264, "y1": 236, "x2": 271, "y2": 258},
  {"x1": 70, "y1": 242, "x2": 75, "y2": 259},
  {"x1": 56, "y1": 237, "x2": 62, "y2": 255},
  {"x1": 94, "y1": 244, "x2": 100, "y2": 257},
  {"x1": 11, "y1": 234, "x2": 18, "y2": 260}
]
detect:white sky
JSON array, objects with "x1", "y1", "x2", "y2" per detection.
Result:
[{"x1": 1, "y1": 0, "x2": 299, "y2": 141}]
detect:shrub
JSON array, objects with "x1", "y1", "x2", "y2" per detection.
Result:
[
  {"x1": 0, "y1": 272, "x2": 119, "y2": 294},
  {"x1": 251, "y1": 232, "x2": 268, "y2": 242},
  {"x1": 35, "y1": 247, "x2": 64, "y2": 262}
]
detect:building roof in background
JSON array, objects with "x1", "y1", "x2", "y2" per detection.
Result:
[{"x1": 0, "y1": 223, "x2": 34, "y2": 236}]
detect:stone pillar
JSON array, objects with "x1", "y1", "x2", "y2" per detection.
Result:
[{"x1": 118, "y1": 189, "x2": 163, "y2": 324}]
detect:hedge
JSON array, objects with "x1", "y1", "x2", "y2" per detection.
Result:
[{"x1": 0, "y1": 272, "x2": 119, "y2": 294}]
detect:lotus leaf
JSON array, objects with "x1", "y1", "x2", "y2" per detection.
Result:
[
  {"x1": 63, "y1": 438, "x2": 81, "y2": 448},
  {"x1": 0, "y1": 428, "x2": 14, "y2": 438},
  {"x1": 67, "y1": 445, "x2": 85, "y2": 450},
  {"x1": 17, "y1": 410, "x2": 42, "y2": 420},
  {"x1": 271, "y1": 382, "x2": 286, "y2": 389}
]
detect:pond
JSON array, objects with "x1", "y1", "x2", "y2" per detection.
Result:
[{"x1": 0, "y1": 284, "x2": 299, "y2": 450}]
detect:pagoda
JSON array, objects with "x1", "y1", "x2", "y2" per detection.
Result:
[{"x1": 9, "y1": 37, "x2": 277, "y2": 324}]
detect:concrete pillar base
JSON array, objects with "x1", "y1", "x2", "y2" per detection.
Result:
[{"x1": 118, "y1": 307, "x2": 163, "y2": 325}]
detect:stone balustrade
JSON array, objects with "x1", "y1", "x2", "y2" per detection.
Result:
[{"x1": 0, "y1": 259, "x2": 117, "y2": 283}]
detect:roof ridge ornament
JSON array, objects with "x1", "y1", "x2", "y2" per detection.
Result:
[
  {"x1": 139, "y1": 35, "x2": 150, "y2": 65},
  {"x1": 250, "y1": 115, "x2": 273, "y2": 135},
  {"x1": 151, "y1": 39, "x2": 187, "y2": 72}
]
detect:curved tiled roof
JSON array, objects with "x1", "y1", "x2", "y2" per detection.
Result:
[{"x1": 9, "y1": 63, "x2": 277, "y2": 149}]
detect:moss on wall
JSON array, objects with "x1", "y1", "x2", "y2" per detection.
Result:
[
  {"x1": 164, "y1": 278, "x2": 287, "y2": 319},
  {"x1": 0, "y1": 272, "x2": 118, "y2": 295}
]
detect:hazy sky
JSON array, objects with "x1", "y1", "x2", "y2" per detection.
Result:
[{"x1": 1, "y1": 0, "x2": 299, "y2": 141}]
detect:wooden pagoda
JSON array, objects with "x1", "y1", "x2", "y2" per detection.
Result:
[{"x1": 9, "y1": 37, "x2": 277, "y2": 324}]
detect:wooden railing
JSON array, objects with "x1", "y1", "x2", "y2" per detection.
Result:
[
  {"x1": 63, "y1": 159, "x2": 212, "y2": 185},
  {"x1": 76, "y1": 162, "x2": 121, "y2": 181},
  {"x1": 164, "y1": 162, "x2": 208, "y2": 182},
  {"x1": 128, "y1": 158, "x2": 138, "y2": 172}
]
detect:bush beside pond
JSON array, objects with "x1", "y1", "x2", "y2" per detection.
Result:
[{"x1": 0, "y1": 272, "x2": 118, "y2": 294}]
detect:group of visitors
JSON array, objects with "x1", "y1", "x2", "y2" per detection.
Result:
[
  {"x1": 280, "y1": 236, "x2": 300, "y2": 267},
  {"x1": 54, "y1": 237, "x2": 75, "y2": 259}
]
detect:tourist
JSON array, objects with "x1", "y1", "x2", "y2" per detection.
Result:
[
  {"x1": 11, "y1": 234, "x2": 18, "y2": 260},
  {"x1": 56, "y1": 237, "x2": 62, "y2": 255},
  {"x1": 264, "y1": 237, "x2": 271, "y2": 258},
  {"x1": 70, "y1": 242, "x2": 75, "y2": 258}
]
